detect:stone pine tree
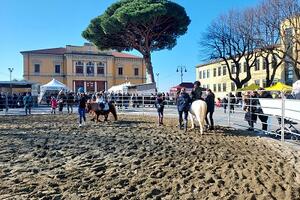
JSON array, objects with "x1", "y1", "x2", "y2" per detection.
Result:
[{"x1": 82, "y1": 0, "x2": 191, "y2": 83}]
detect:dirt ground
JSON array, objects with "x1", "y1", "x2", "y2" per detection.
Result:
[{"x1": 0, "y1": 114, "x2": 300, "y2": 200}]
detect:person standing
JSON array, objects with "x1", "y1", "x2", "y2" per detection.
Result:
[
  {"x1": 191, "y1": 81, "x2": 203, "y2": 101},
  {"x1": 205, "y1": 89, "x2": 215, "y2": 130},
  {"x1": 57, "y1": 90, "x2": 66, "y2": 114},
  {"x1": 66, "y1": 92, "x2": 74, "y2": 114},
  {"x1": 78, "y1": 92, "x2": 87, "y2": 127},
  {"x1": 243, "y1": 92, "x2": 258, "y2": 131},
  {"x1": 177, "y1": 87, "x2": 192, "y2": 131},
  {"x1": 256, "y1": 89, "x2": 272, "y2": 131},
  {"x1": 23, "y1": 92, "x2": 33, "y2": 116},
  {"x1": 50, "y1": 96, "x2": 58, "y2": 114},
  {"x1": 154, "y1": 93, "x2": 165, "y2": 126}
]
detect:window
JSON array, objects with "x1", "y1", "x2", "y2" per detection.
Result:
[
  {"x1": 231, "y1": 82, "x2": 235, "y2": 91},
  {"x1": 207, "y1": 69, "x2": 210, "y2": 78},
  {"x1": 222, "y1": 83, "x2": 226, "y2": 92},
  {"x1": 118, "y1": 67, "x2": 123, "y2": 75},
  {"x1": 218, "y1": 83, "x2": 221, "y2": 92},
  {"x1": 97, "y1": 62, "x2": 105, "y2": 75},
  {"x1": 86, "y1": 61, "x2": 94, "y2": 76},
  {"x1": 55, "y1": 64, "x2": 60, "y2": 74},
  {"x1": 75, "y1": 61, "x2": 84, "y2": 74},
  {"x1": 255, "y1": 80, "x2": 260, "y2": 86},
  {"x1": 213, "y1": 84, "x2": 216, "y2": 92},
  {"x1": 218, "y1": 66, "x2": 222, "y2": 76},
  {"x1": 231, "y1": 64, "x2": 236, "y2": 74},
  {"x1": 207, "y1": 84, "x2": 210, "y2": 89},
  {"x1": 223, "y1": 66, "x2": 226, "y2": 75},
  {"x1": 263, "y1": 59, "x2": 267, "y2": 70},
  {"x1": 203, "y1": 70, "x2": 206, "y2": 79},
  {"x1": 134, "y1": 68, "x2": 139, "y2": 76},
  {"x1": 243, "y1": 62, "x2": 247, "y2": 72},
  {"x1": 213, "y1": 68, "x2": 217, "y2": 77},
  {"x1": 34, "y1": 64, "x2": 40, "y2": 73},
  {"x1": 199, "y1": 71, "x2": 202, "y2": 79},
  {"x1": 255, "y1": 59, "x2": 260, "y2": 71}
]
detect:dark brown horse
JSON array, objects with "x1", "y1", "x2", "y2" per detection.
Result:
[{"x1": 86, "y1": 101, "x2": 118, "y2": 122}]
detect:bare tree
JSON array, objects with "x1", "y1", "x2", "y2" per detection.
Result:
[
  {"x1": 254, "y1": 0, "x2": 286, "y2": 86},
  {"x1": 265, "y1": 0, "x2": 300, "y2": 80},
  {"x1": 201, "y1": 9, "x2": 259, "y2": 89}
]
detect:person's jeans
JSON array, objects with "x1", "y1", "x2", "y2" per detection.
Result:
[
  {"x1": 25, "y1": 106, "x2": 31, "y2": 115},
  {"x1": 78, "y1": 107, "x2": 86, "y2": 124},
  {"x1": 205, "y1": 111, "x2": 214, "y2": 128},
  {"x1": 67, "y1": 104, "x2": 73, "y2": 113},
  {"x1": 178, "y1": 110, "x2": 188, "y2": 125},
  {"x1": 258, "y1": 115, "x2": 268, "y2": 131}
]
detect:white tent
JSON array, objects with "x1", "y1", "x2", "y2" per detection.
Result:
[
  {"x1": 39, "y1": 79, "x2": 69, "y2": 103},
  {"x1": 108, "y1": 82, "x2": 132, "y2": 93}
]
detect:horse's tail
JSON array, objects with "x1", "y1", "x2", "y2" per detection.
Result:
[{"x1": 110, "y1": 103, "x2": 118, "y2": 121}]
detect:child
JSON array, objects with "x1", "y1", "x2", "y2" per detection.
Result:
[
  {"x1": 78, "y1": 92, "x2": 87, "y2": 127},
  {"x1": 176, "y1": 87, "x2": 191, "y2": 131},
  {"x1": 50, "y1": 96, "x2": 58, "y2": 114},
  {"x1": 154, "y1": 93, "x2": 165, "y2": 126}
]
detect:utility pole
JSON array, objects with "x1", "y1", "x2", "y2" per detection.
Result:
[
  {"x1": 8, "y1": 67, "x2": 14, "y2": 95},
  {"x1": 176, "y1": 65, "x2": 187, "y2": 83}
]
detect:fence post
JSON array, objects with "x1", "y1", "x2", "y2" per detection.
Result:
[
  {"x1": 280, "y1": 91, "x2": 285, "y2": 142},
  {"x1": 5, "y1": 93, "x2": 8, "y2": 115},
  {"x1": 142, "y1": 95, "x2": 145, "y2": 116},
  {"x1": 227, "y1": 93, "x2": 231, "y2": 126}
]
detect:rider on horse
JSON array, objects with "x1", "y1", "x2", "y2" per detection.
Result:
[
  {"x1": 191, "y1": 81, "x2": 204, "y2": 101},
  {"x1": 95, "y1": 92, "x2": 109, "y2": 111}
]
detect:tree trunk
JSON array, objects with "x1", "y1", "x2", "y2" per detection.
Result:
[{"x1": 143, "y1": 53, "x2": 155, "y2": 83}]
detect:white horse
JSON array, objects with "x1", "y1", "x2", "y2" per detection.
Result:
[{"x1": 189, "y1": 100, "x2": 207, "y2": 134}]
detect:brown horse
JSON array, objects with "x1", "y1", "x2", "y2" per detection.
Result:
[{"x1": 86, "y1": 101, "x2": 118, "y2": 122}]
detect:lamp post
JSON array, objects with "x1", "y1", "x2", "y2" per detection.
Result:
[
  {"x1": 156, "y1": 72, "x2": 159, "y2": 92},
  {"x1": 8, "y1": 67, "x2": 14, "y2": 94},
  {"x1": 176, "y1": 65, "x2": 187, "y2": 83}
]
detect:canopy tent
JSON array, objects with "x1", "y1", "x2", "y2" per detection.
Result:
[
  {"x1": 265, "y1": 82, "x2": 292, "y2": 92},
  {"x1": 39, "y1": 79, "x2": 69, "y2": 103},
  {"x1": 108, "y1": 82, "x2": 132, "y2": 93},
  {"x1": 236, "y1": 83, "x2": 260, "y2": 92}
]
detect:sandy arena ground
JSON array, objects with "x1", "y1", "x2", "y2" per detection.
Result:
[{"x1": 1, "y1": 114, "x2": 300, "y2": 200}]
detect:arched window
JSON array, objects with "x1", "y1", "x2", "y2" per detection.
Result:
[
  {"x1": 75, "y1": 61, "x2": 84, "y2": 74},
  {"x1": 86, "y1": 61, "x2": 94, "y2": 76}
]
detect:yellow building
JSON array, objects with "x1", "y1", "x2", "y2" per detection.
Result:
[
  {"x1": 21, "y1": 43, "x2": 146, "y2": 92},
  {"x1": 196, "y1": 56, "x2": 286, "y2": 98}
]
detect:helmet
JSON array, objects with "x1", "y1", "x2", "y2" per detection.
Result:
[
  {"x1": 77, "y1": 87, "x2": 84, "y2": 94},
  {"x1": 194, "y1": 81, "x2": 201, "y2": 87}
]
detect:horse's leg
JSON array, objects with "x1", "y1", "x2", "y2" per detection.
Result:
[
  {"x1": 104, "y1": 114, "x2": 108, "y2": 121},
  {"x1": 189, "y1": 112, "x2": 195, "y2": 129},
  {"x1": 196, "y1": 114, "x2": 203, "y2": 135}
]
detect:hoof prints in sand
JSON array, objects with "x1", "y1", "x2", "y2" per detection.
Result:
[{"x1": 0, "y1": 115, "x2": 300, "y2": 199}]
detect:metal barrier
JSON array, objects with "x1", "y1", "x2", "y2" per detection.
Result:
[{"x1": 226, "y1": 94, "x2": 300, "y2": 142}]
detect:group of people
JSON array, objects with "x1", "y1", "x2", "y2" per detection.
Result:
[
  {"x1": 48, "y1": 91, "x2": 76, "y2": 114},
  {"x1": 154, "y1": 81, "x2": 215, "y2": 132}
]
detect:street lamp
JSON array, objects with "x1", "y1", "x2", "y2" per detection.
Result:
[
  {"x1": 156, "y1": 72, "x2": 159, "y2": 91},
  {"x1": 176, "y1": 65, "x2": 187, "y2": 83},
  {"x1": 8, "y1": 67, "x2": 14, "y2": 94}
]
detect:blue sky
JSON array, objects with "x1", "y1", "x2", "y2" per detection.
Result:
[{"x1": 0, "y1": 0, "x2": 260, "y2": 92}]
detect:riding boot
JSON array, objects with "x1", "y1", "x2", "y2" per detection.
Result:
[{"x1": 179, "y1": 119, "x2": 183, "y2": 130}]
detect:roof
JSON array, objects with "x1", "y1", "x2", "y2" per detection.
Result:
[
  {"x1": 20, "y1": 48, "x2": 66, "y2": 55},
  {"x1": 20, "y1": 47, "x2": 142, "y2": 59},
  {"x1": 171, "y1": 82, "x2": 194, "y2": 89},
  {"x1": 0, "y1": 81, "x2": 35, "y2": 88}
]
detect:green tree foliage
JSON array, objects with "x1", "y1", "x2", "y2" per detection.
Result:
[{"x1": 82, "y1": 0, "x2": 190, "y2": 83}]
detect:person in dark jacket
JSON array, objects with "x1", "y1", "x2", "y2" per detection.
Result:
[
  {"x1": 205, "y1": 89, "x2": 215, "y2": 130},
  {"x1": 66, "y1": 92, "x2": 75, "y2": 114},
  {"x1": 256, "y1": 89, "x2": 272, "y2": 131},
  {"x1": 57, "y1": 90, "x2": 66, "y2": 113},
  {"x1": 78, "y1": 92, "x2": 87, "y2": 127},
  {"x1": 23, "y1": 92, "x2": 33, "y2": 116},
  {"x1": 154, "y1": 93, "x2": 165, "y2": 126},
  {"x1": 177, "y1": 87, "x2": 192, "y2": 131},
  {"x1": 243, "y1": 92, "x2": 258, "y2": 131},
  {"x1": 191, "y1": 81, "x2": 203, "y2": 101}
]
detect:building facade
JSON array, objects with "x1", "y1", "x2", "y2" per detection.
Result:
[
  {"x1": 21, "y1": 43, "x2": 146, "y2": 93},
  {"x1": 196, "y1": 56, "x2": 287, "y2": 98}
]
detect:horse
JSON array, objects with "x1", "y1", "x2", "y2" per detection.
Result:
[
  {"x1": 86, "y1": 101, "x2": 118, "y2": 122},
  {"x1": 189, "y1": 100, "x2": 207, "y2": 135}
]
